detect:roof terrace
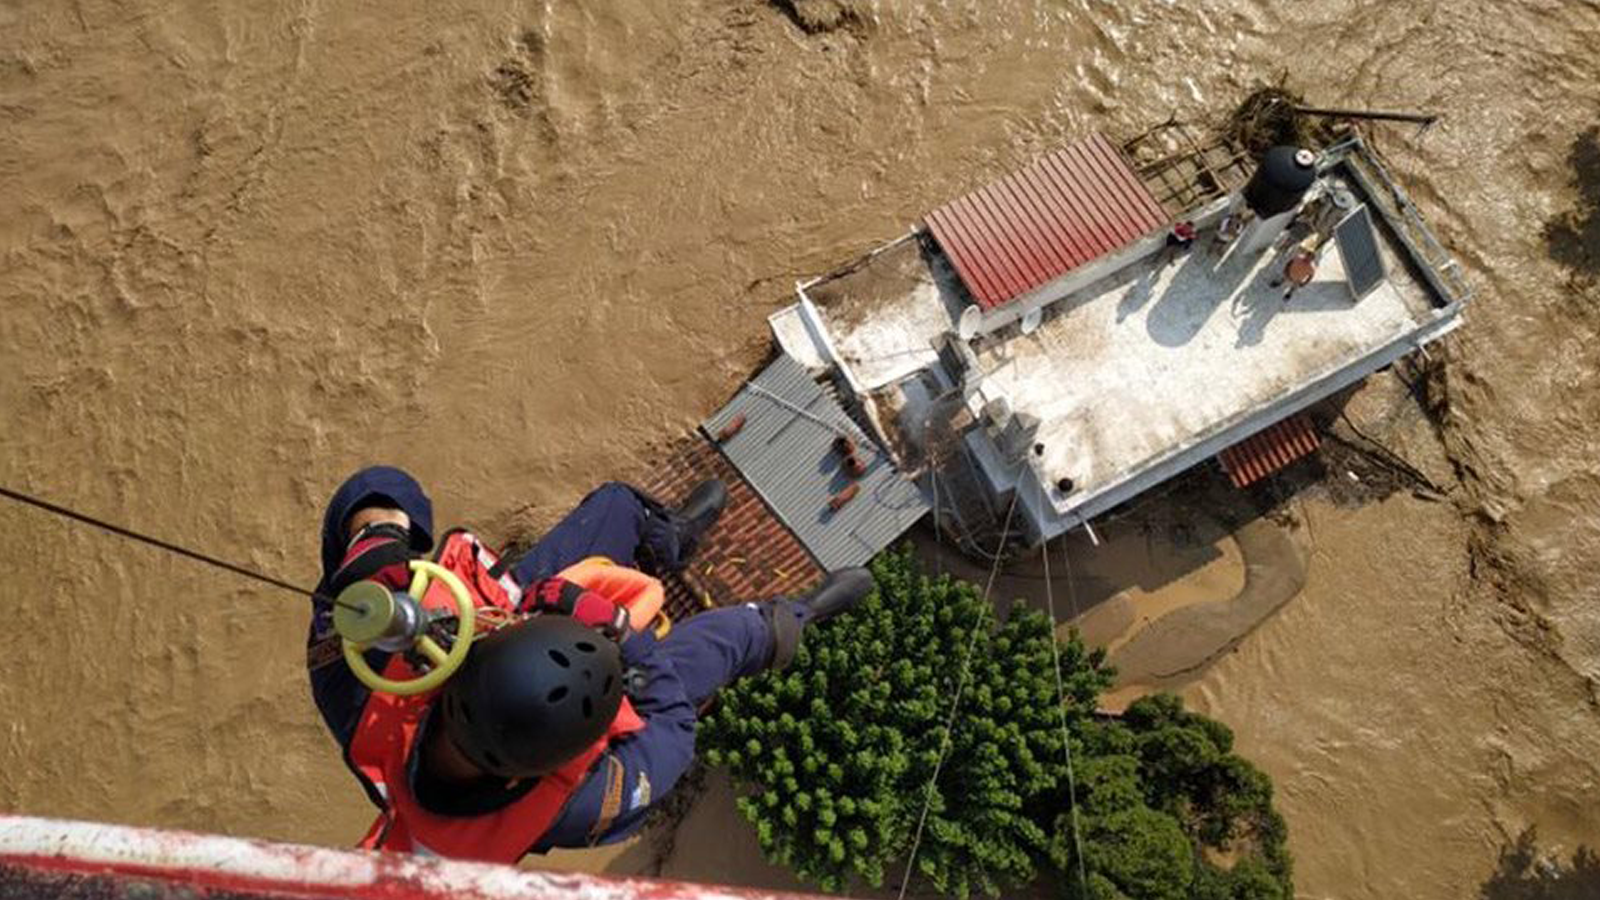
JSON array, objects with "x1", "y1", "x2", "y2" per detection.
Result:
[
  {"x1": 972, "y1": 173, "x2": 1443, "y2": 520},
  {"x1": 786, "y1": 138, "x2": 1466, "y2": 543}
]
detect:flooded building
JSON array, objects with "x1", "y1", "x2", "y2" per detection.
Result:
[{"x1": 766, "y1": 127, "x2": 1470, "y2": 551}]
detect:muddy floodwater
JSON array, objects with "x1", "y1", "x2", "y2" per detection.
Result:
[{"x1": 3, "y1": 2, "x2": 1599, "y2": 898}]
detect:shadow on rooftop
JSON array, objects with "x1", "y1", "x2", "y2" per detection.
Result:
[
  {"x1": 1233, "y1": 278, "x2": 1353, "y2": 347},
  {"x1": 1144, "y1": 242, "x2": 1261, "y2": 347}
]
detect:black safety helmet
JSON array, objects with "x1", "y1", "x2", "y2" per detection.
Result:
[{"x1": 438, "y1": 615, "x2": 624, "y2": 778}]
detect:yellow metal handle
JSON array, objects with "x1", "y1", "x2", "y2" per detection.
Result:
[
  {"x1": 341, "y1": 560, "x2": 476, "y2": 696},
  {"x1": 650, "y1": 612, "x2": 672, "y2": 640}
]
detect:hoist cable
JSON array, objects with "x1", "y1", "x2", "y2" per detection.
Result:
[{"x1": 0, "y1": 484, "x2": 361, "y2": 612}]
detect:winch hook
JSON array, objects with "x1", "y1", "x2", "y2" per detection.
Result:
[{"x1": 333, "y1": 560, "x2": 476, "y2": 696}]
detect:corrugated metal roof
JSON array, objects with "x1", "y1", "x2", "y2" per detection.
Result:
[
  {"x1": 1218, "y1": 414, "x2": 1322, "y2": 488},
  {"x1": 924, "y1": 132, "x2": 1169, "y2": 311},
  {"x1": 701, "y1": 354, "x2": 929, "y2": 571}
]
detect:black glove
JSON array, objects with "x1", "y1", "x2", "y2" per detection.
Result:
[{"x1": 327, "y1": 521, "x2": 415, "y2": 594}]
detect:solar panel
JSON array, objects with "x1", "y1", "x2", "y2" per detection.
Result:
[{"x1": 1334, "y1": 205, "x2": 1385, "y2": 301}]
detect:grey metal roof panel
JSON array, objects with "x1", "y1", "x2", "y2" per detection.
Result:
[{"x1": 701, "y1": 354, "x2": 930, "y2": 571}]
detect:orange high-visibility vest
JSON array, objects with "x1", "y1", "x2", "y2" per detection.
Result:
[{"x1": 345, "y1": 531, "x2": 659, "y2": 862}]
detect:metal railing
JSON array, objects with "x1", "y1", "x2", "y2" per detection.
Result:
[{"x1": 1331, "y1": 134, "x2": 1473, "y2": 308}]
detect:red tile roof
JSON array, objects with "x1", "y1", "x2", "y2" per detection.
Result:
[
  {"x1": 1218, "y1": 414, "x2": 1322, "y2": 488},
  {"x1": 924, "y1": 133, "x2": 1169, "y2": 311}
]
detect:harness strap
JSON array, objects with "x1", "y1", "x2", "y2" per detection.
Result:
[{"x1": 486, "y1": 548, "x2": 520, "y2": 581}]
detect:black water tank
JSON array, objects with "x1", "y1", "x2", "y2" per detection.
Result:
[{"x1": 1243, "y1": 146, "x2": 1317, "y2": 218}]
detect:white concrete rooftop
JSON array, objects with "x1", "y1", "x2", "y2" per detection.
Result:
[
  {"x1": 975, "y1": 207, "x2": 1440, "y2": 512},
  {"x1": 802, "y1": 175, "x2": 1448, "y2": 521},
  {"x1": 805, "y1": 236, "x2": 961, "y2": 392}
]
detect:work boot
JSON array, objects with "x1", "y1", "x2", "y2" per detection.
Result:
[
  {"x1": 668, "y1": 478, "x2": 727, "y2": 564},
  {"x1": 763, "y1": 567, "x2": 875, "y2": 671},
  {"x1": 797, "y1": 566, "x2": 874, "y2": 624},
  {"x1": 636, "y1": 479, "x2": 727, "y2": 575}
]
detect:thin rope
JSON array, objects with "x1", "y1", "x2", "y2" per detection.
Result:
[
  {"x1": 745, "y1": 382, "x2": 851, "y2": 438},
  {"x1": 895, "y1": 487, "x2": 1019, "y2": 900},
  {"x1": 0, "y1": 484, "x2": 361, "y2": 612},
  {"x1": 928, "y1": 451, "x2": 945, "y2": 576},
  {"x1": 1042, "y1": 533, "x2": 1089, "y2": 895}
]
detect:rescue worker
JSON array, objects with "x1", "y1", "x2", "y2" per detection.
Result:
[
  {"x1": 1159, "y1": 220, "x2": 1197, "y2": 267},
  {"x1": 305, "y1": 465, "x2": 872, "y2": 861},
  {"x1": 1270, "y1": 240, "x2": 1319, "y2": 303}
]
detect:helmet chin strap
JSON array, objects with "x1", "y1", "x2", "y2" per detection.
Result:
[{"x1": 421, "y1": 712, "x2": 498, "y2": 784}]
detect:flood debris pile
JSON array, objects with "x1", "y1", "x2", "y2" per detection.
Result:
[
  {"x1": 1224, "y1": 86, "x2": 1333, "y2": 157},
  {"x1": 701, "y1": 548, "x2": 1293, "y2": 899},
  {"x1": 1543, "y1": 125, "x2": 1600, "y2": 289},
  {"x1": 766, "y1": 0, "x2": 867, "y2": 35}
]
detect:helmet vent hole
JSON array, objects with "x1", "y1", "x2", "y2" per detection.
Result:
[
  {"x1": 483, "y1": 749, "x2": 504, "y2": 770},
  {"x1": 604, "y1": 675, "x2": 615, "y2": 694},
  {"x1": 547, "y1": 686, "x2": 569, "y2": 703},
  {"x1": 582, "y1": 697, "x2": 594, "y2": 719},
  {"x1": 575, "y1": 641, "x2": 596, "y2": 653},
  {"x1": 548, "y1": 649, "x2": 570, "y2": 668}
]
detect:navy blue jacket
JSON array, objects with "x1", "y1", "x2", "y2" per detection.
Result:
[{"x1": 307, "y1": 467, "x2": 701, "y2": 850}]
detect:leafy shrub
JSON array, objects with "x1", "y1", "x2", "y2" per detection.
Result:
[{"x1": 701, "y1": 546, "x2": 1293, "y2": 899}]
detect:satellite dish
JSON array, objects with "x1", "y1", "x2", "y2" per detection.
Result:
[
  {"x1": 1020, "y1": 307, "x2": 1042, "y2": 335},
  {"x1": 957, "y1": 304, "x2": 982, "y2": 341}
]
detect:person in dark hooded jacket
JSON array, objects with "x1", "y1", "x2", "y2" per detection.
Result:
[{"x1": 306, "y1": 466, "x2": 870, "y2": 856}]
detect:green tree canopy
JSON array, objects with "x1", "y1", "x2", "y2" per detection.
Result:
[{"x1": 701, "y1": 546, "x2": 1293, "y2": 899}]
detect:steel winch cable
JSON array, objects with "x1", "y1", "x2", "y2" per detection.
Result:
[
  {"x1": 1042, "y1": 524, "x2": 1089, "y2": 896},
  {"x1": 896, "y1": 461, "x2": 1091, "y2": 899},
  {"x1": 895, "y1": 484, "x2": 1020, "y2": 900},
  {"x1": 0, "y1": 484, "x2": 363, "y2": 612}
]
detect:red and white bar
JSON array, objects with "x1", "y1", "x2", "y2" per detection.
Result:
[{"x1": 0, "y1": 815, "x2": 834, "y2": 900}]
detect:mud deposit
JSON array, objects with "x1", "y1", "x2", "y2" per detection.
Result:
[{"x1": 3, "y1": 2, "x2": 1599, "y2": 898}]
